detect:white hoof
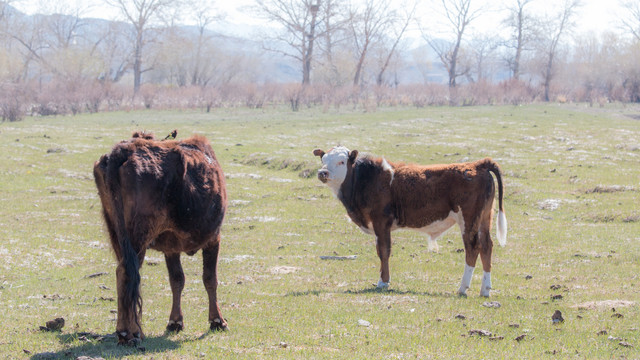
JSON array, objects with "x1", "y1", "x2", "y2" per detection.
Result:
[
  {"x1": 377, "y1": 279, "x2": 390, "y2": 290},
  {"x1": 480, "y1": 271, "x2": 492, "y2": 297}
]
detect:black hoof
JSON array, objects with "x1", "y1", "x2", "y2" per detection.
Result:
[
  {"x1": 166, "y1": 320, "x2": 183, "y2": 333},
  {"x1": 127, "y1": 337, "x2": 141, "y2": 347},
  {"x1": 117, "y1": 331, "x2": 142, "y2": 346},
  {"x1": 209, "y1": 318, "x2": 228, "y2": 332}
]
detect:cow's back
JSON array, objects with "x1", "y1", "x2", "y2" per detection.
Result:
[{"x1": 391, "y1": 160, "x2": 495, "y2": 228}]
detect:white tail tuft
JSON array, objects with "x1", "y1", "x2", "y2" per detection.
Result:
[{"x1": 496, "y1": 210, "x2": 507, "y2": 246}]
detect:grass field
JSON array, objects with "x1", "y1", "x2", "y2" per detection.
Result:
[{"x1": 0, "y1": 104, "x2": 638, "y2": 359}]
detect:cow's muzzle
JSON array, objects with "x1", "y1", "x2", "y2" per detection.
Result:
[{"x1": 317, "y1": 169, "x2": 329, "y2": 183}]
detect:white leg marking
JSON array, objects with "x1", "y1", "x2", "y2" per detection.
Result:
[
  {"x1": 458, "y1": 264, "x2": 475, "y2": 296},
  {"x1": 427, "y1": 235, "x2": 439, "y2": 252},
  {"x1": 481, "y1": 271, "x2": 492, "y2": 297},
  {"x1": 377, "y1": 278, "x2": 390, "y2": 290}
]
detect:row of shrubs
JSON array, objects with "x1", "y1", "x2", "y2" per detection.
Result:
[{"x1": 1, "y1": 79, "x2": 638, "y2": 122}]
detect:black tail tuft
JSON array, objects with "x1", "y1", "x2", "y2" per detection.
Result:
[{"x1": 121, "y1": 236, "x2": 143, "y2": 329}]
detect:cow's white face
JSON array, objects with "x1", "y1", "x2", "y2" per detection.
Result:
[{"x1": 314, "y1": 146, "x2": 351, "y2": 196}]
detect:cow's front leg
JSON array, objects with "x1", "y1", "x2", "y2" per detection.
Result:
[
  {"x1": 374, "y1": 225, "x2": 392, "y2": 289},
  {"x1": 202, "y1": 238, "x2": 227, "y2": 331},
  {"x1": 165, "y1": 253, "x2": 185, "y2": 332}
]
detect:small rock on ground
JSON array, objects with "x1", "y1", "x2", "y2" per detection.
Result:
[
  {"x1": 469, "y1": 329, "x2": 492, "y2": 337},
  {"x1": 482, "y1": 301, "x2": 501, "y2": 308}
]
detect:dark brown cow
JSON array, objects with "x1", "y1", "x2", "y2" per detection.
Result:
[
  {"x1": 313, "y1": 146, "x2": 507, "y2": 297},
  {"x1": 94, "y1": 131, "x2": 228, "y2": 345}
]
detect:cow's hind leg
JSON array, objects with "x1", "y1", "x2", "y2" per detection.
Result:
[
  {"x1": 165, "y1": 253, "x2": 185, "y2": 332},
  {"x1": 115, "y1": 247, "x2": 146, "y2": 345},
  {"x1": 478, "y1": 226, "x2": 494, "y2": 297},
  {"x1": 202, "y1": 238, "x2": 227, "y2": 331},
  {"x1": 472, "y1": 200, "x2": 495, "y2": 297},
  {"x1": 458, "y1": 230, "x2": 480, "y2": 297}
]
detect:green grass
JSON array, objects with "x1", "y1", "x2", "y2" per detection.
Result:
[{"x1": 0, "y1": 104, "x2": 639, "y2": 359}]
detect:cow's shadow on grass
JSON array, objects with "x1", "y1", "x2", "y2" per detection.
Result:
[
  {"x1": 287, "y1": 287, "x2": 457, "y2": 298},
  {"x1": 344, "y1": 287, "x2": 457, "y2": 298},
  {"x1": 30, "y1": 330, "x2": 217, "y2": 360}
]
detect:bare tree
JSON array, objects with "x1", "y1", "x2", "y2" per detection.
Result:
[
  {"x1": 151, "y1": 30, "x2": 250, "y2": 90},
  {"x1": 41, "y1": 4, "x2": 102, "y2": 83},
  {"x1": 4, "y1": 2, "x2": 95, "y2": 81},
  {"x1": 349, "y1": 0, "x2": 389, "y2": 86},
  {"x1": 374, "y1": 1, "x2": 416, "y2": 86},
  {"x1": 189, "y1": 1, "x2": 222, "y2": 86},
  {"x1": 571, "y1": 31, "x2": 626, "y2": 102},
  {"x1": 620, "y1": 0, "x2": 640, "y2": 41},
  {"x1": 422, "y1": 0, "x2": 484, "y2": 104},
  {"x1": 254, "y1": 0, "x2": 324, "y2": 85},
  {"x1": 535, "y1": 0, "x2": 581, "y2": 101},
  {"x1": 4, "y1": 11, "x2": 49, "y2": 81},
  {"x1": 104, "y1": 0, "x2": 181, "y2": 94},
  {"x1": 146, "y1": 0, "x2": 223, "y2": 87},
  {"x1": 467, "y1": 33, "x2": 500, "y2": 82},
  {"x1": 33, "y1": 2, "x2": 89, "y2": 49},
  {"x1": 616, "y1": 1, "x2": 640, "y2": 101},
  {"x1": 316, "y1": 0, "x2": 350, "y2": 86},
  {"x1": 503, "y1": 0, "x2": 536, "y2": 80},
  {"x1": 46, "y1": 14, "x2": 84, "y2": 50},
  {"x1": 0, "y1": 1, "x2": 27, "y2": 120},
  {"x1": 410, "y1": 47, "x2": 433, "y2": 84},
  {"x1": 92, "y1": 21, "x2": 135, "y2": 83},
  {"x1": 0, "y1": 0, "x2": 13, "y2": 23}
]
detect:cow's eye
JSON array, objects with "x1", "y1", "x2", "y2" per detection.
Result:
[{"x1": 337, "y1": 161, "x2": 344, "y2": 165}]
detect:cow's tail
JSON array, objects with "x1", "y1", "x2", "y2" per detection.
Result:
[
  {"x1": 119, "y1": 223, "x2": 143, "y2": 332},
  {"x1": 484, "y1": 159, "x2": 507, "y2": 246},
  {"x1": 99, "y1": 155, "x2": 143, "y2": 332}
]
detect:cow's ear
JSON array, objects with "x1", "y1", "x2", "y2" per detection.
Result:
[
  {"x1": 349, "y1": 150, "x2": 358, "y2": 163},
  {"x1": 313, "y1": 149, "x2": 325, "y2": 158}
]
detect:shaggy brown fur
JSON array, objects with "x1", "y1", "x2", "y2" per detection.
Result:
[{"x1": 94, "y1": 131, "x2": 227, "y2": 344}]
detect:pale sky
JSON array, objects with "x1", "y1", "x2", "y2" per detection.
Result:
[{"x1": 12, "y1": 0, "x2": 624, "y2": 38}]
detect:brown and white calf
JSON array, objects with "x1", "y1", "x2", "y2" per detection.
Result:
[{"x1": 313, "y1": 146, "x2": 507, "y2": 297}]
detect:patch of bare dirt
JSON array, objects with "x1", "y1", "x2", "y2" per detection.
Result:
[
  {"x1": 269, "y1": 266, "x2": 300, "y2": 274},
  {"x1": 572, "y1": 300, "x2": 636, "y2": 310},
  {"x1": 584, "y1": 185, "x2": 636, "y2": 194}
]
